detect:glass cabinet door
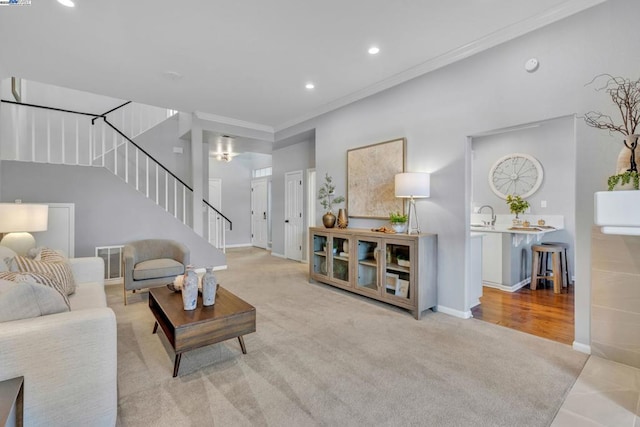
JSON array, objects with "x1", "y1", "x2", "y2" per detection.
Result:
[
  {"x1": 382, "y1": 240, "x2": 414, "y2": 304},
  {"x1": 330, "y1": 235, "x2": 350, "y2": 284},
  {"x1": 355, "y1": 237, "x2": 381, "y2": 296},
  {"x1": 312, "y1": 233, "x2": 329, "y2": 278}
]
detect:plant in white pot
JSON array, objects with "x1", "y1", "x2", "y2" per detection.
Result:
[
  {"x1": 318, "y1": 173, "x2": 345, "y2": 228},
  {"x1": 584, "y1": 74, "x2": 640, "y2": 190},
  {"x1": 389, "y1": 211, "x2": 408, "y2": 233}
]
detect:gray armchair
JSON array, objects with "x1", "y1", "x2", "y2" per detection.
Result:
[{"x1": 122, "y1": 239, "x2": 190, "y2": 304}]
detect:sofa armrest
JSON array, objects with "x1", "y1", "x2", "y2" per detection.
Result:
[
  {"x1": 0, "y1": 308, "x2": 117, "y2": 426},
  {"x1": 69, "y1": 257, "x2": 105, "y2": 286}
]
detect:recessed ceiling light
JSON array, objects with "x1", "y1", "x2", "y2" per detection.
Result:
[
  {"x1": 305, "y1": 83, "x2": 315, "y2": 90},
  {"x1": 368, "y1": 46, "x2": 380, "y2": 55},
  {"x1": 57, "y1": 0, "x2": 75, "y2": 7}
]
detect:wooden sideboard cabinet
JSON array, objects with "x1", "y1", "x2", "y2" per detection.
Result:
[{"x1": 309, "y1": 227, "x2": 437, "y2": 319}]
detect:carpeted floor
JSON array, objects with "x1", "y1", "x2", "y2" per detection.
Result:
[{"x1": 111, "y1": 248, "x2": 588, "y2": 426}]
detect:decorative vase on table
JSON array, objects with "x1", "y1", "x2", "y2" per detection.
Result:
[
  {"x1": 337, "y1": 208, "x2": 348, "y2": 229},
  {"x1": 616, "y1": 135, "x2": 639, "y2": 174},
  {"x1": 202, "y1": 267, "x2": 217, "y2": 307},
  {"x1": 322, "y1": 212, "x2": 336, "y2": 228},
  {"x1": 182, "y1": 268, "x2": 198, "y2": 311},
  {"x1": 391, "y1": 223, "x2": 407, "y2": 233}
]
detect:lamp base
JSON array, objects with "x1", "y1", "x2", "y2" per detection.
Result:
[
  {"x1": 0, "y1": 232, "x2": 36, "y2": 256},
  {"x1": 406, "y1": 198, "x2": 421, "y2": 234}
]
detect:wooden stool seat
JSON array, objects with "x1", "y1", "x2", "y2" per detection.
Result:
[
  {"x1": 531, "y1": 244, "x2": 564, "y2": 294},
  {"x1": 541, "y1": 241, "x2": 571, "y2": 286}
]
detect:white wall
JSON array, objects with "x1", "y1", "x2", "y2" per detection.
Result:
[
  {"x1": 271, "y1": 139, "x2": 315, "y2": 257},
  {"x1": 276, "y1": 0, "x2": 638, "y2": 348}
]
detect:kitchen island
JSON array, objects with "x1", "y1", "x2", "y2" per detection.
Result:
[{"x1": 470, "y1": 215, "x2": 563, "y2": 292}]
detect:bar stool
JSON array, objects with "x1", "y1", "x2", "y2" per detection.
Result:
[
  {"x1": 531, "y1": 244, "x2": 564, "y2": 293},
  {"x1": 541, "y1": 241, "x2": 571, "y2": 287}
]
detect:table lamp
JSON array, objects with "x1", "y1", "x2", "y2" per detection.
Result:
[
  {"x1": 395, "y1": 173, "x2": 430, "y2": 234},
  {"x1": 0, "y1": 203, "x2": 49, "y2": 255}
]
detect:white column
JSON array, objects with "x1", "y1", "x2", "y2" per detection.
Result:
[{"x1": 191, "y1": 116, "x2": 204, "y2": 236}]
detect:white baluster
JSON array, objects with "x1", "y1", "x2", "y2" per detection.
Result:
[
  {"x1": 135, "y1": 149, "x2": 139, "y2": 191},
  {"x1": 155, "y1": 164, "x2": 159, "y2": 204},
  {"x1": 75, "y1": 117, "x2": 79, "y2": 165},
  {"x1": 46, "y1": 112, "x2": 51, "y2": 163},
  {"x1": 146, "y1": 157, "x2": 150, "y2": 198},
  {"x1": 31, "y1": 110, "x2": 35, "y2": 162},
  {"x1": 174, "y1": 179, "x2": 177, "y2": 217},
  {"x1": 89, "y1": 121, "x2": 93, "y2": 166},
  {"x1": 113, "y1": 131, "x2": 117, "y2": 175},
  {"x1": 61, "y1": 115, "x2": 65, "y2": 164},
  {"x1": 183, "y1": 187, "x2": 186, "y2": 224},
  {"x1": 101, "y1": 122, "x2": 105, "y2": 167},
  {"x1": 165, "y1": 171, "x2": 169, "y2": 211},
  {"x1": 125, "y1": 138, "x2": 129, "y2": 183}
]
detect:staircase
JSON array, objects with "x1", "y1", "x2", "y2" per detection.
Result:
[{"x1": 0, "y1": 94, "x2": 230, "y2": 253}]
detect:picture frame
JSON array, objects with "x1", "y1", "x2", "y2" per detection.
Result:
[
  {"x1": 347, "y1": 138, "x2": 405, "y2": 218},
  {"x1": 395, "y1": 279, "x2": 409, "y2": 298},
  {"x1": 385, "y1": 272, "x2": 399, "y2": 291}
]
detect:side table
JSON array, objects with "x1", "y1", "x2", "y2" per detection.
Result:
[{"x1": 0, "y1": 376, "x2": 24, "y2": 427}]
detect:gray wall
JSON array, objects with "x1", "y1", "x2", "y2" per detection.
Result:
[
  {"x1": 472, "y1": 115, "x2": 576, "y2": 274},
  {"x1": 133, "y1": 115, "x2": 192, "y2": 186},
  {"x1": 276, "y1": 0, "x2": 638, "y2": 348},
  {"x1": 271, "y1": 139, "x2": 315, "y2": 257},
  {"x1": 209, "y1": 152, "x2": 273, "y2": 247},
  {"x1": 0, "y1": 161, "x2": 225, "y2": 267}
]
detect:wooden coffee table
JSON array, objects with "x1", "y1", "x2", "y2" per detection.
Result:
[{"x1": 149, "y1": 286, "x2": 256, "y2": 377}]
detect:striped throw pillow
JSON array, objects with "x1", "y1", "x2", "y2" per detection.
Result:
[
  {"x1": 0, "y1": 271, "x2": 70, "y2": 309},
  {"x1": 14, "y1": 256, "x2": 77, "y2": 296}
]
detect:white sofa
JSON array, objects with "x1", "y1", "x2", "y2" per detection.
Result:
[{"x1": 0, "y1": 256, "x2": 117, "y2": 426}]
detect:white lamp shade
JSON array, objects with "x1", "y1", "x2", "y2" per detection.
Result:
[
  {"x1": 0, "y1": 203, "x2": 49, "y2": 233},
  {"x1": 395, "y1": 173, "x2": 430, "y2": 198}
]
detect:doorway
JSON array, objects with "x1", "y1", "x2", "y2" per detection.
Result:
[
  {"x1": 284, "y1": 170, "x2": 303, "y2": 261},
  {"x1": 467, "y1": 116, "x2": 576, "y2": 345},
  {"x1": 251, "y1": 178, "x2": 269, "y2": 249}
]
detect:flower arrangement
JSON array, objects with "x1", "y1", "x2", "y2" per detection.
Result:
[
  {"x1": 318, "y1": 173, "x2": 345, "y2": 213},
  {"x1": 505, "y1": 194, "x2": 529, "y2": 218}
]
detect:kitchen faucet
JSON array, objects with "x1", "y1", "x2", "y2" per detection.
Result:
[{"x1": 478, "y1": 205, "x2": 496, "y2": 226}]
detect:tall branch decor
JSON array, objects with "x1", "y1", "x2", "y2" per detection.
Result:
[{"x1": 584, "y1": 74, "x2": 640, "y2": 175}]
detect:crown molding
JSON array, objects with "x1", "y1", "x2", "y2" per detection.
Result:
[
  {"x1": 274, "y1": 0, "x2": 606, "y2": 132},
  {"x1": 195, "y1": 111, "x2": 274, "y2": 134}
]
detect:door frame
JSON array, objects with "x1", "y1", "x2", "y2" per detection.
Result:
[{"x1": 251, "y1": 177, "x2": 269, "y2": 249}]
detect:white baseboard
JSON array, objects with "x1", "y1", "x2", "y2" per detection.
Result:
[
  {"x1": 572, "y1": 341, "x2": 591, "y2": 354},
  {"x1": 271, "y1": 252, "x2": 285, "y2": 259},
  {"x1": 483, "y1": 277, "x2": 530, "y2": 293},
  {"x1": 226, "y1": 243, "x2": 253, "y2": 248},
  {"x1": 437, "y1": 305, "x2": 473, "y2": 319}
]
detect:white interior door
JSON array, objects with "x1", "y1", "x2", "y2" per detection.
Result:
[
  {"x1": 251, "y1": 178, "x2": 268, "y2": 248},
  {"x1": 284, "y1": 170, "x2": 303, "y2": 261},
  {"x1": 208, "y1": 179, "x2": 222, "y2": 248}
]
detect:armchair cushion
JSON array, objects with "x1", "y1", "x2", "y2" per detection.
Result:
[{"x1": 133, "y1": 258, "x2": 184, "y2": 281}]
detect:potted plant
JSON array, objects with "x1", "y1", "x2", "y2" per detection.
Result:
[
  {"x1": 389, "y1": 211, "x2": 408, "y2": 233},
  {"x1": 506, "y1": 194, "x2": 529, "y2": 224},
  {"x1": 584, "y1": 74, "x2": 640, "y2": 190},
  {"x1": 318, "y1": 173, "x2": 345, "y2": 228}
]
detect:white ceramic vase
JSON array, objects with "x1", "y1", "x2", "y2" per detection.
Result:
[
  {"x1": 182, "y1": 268, "x2": 198, "y2": 311},
  {"x1": 202, "y1": 267, "x2": 217, "y2": 307}
]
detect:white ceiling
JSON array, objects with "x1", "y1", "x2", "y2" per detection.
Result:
[{"x1": 0, "y1": 0, "x2": 602, "y2": 132}]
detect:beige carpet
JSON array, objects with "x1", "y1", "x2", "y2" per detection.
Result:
[{"x1": 111, "y1": 248, "x2": 587, "y2": 426}]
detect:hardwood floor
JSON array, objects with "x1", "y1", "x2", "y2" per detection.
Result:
[{"x1": 471, "y1": 282, "x2": 574, "y2": 345}]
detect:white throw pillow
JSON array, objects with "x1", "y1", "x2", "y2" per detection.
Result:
[{"x1": 0, "y1": 278, "x2": 70, "y2": 322}]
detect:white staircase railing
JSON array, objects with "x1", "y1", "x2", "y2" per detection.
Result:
[{"x1": 0, "y1": 100, "x2": 230, "y2": 251}]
